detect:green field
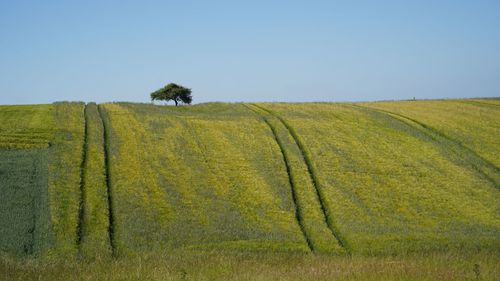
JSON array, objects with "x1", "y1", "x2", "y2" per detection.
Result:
[
  {"x1": 0, "y1": 149, "x2": 50, "y2": 256},
  {"x1": 0, "y1": 99, "x2": 499, "y2": 280}
]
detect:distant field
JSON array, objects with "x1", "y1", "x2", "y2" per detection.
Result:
[{"x1": 0, "y1": 99, "x2": 499, "y2": 279}]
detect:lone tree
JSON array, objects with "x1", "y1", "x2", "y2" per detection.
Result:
[{"x1": 150, "y1": 83, "x2": 192, "y2": 106}]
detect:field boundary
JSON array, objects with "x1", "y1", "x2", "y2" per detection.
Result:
[
  {"x1": 250, "y1": 104, "x2": 351, "y2": 254},
  {"x1": 352, "y1": 104, "x2": 500, "y2": 189},
  {"x1": 245, "y1": 104, "x2": 314, "y2": 252},
  {"x1": 97, "y1": 105, "x2": 115, "y2": 256},
  {"x1": 76, "y1": 104, "x2": 88, "y2": 249}
]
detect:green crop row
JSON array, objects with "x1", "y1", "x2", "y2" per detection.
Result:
[
  {"x1": 78, "y1": 103, "x2": 112, "y2": 258},
  {"x1": 47, "y1": 102, "x2": 86, "y2": 256},
  {"x1": 0, "y1": 133, "x2": 51, "y2": 149}
]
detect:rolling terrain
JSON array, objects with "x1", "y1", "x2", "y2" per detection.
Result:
[{"x1": 0, "y1": 99, "x2": 499, "y2": 280}]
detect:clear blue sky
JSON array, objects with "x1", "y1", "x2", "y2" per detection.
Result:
[{"x1": 1, "y1": 1, "x2": 499, "y2": 104}]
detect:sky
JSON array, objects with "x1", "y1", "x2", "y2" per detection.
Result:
[{"x1": 0, "y1": 1, "x2": 499, "y2": 104}]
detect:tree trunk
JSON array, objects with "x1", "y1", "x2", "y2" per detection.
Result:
[{"x1": 174, "y1": 100, "x2": 178, "y2": 106}]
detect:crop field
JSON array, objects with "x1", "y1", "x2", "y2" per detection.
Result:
[
  {"x1": 101, "y1": 103, "x2": 307, "y2": 255},
  {"x1": 0, "y1": 105, "x2": 54, "y2": 256},
  {"x1": 260, "y1": 102, "x2": 499, "y2": 254},
  {"x1": 0, "y1": 104, "x2": 54, "y2": 150},
  {"x1": 0, "y1": 99, "x2": 499, "y2": 280},
  {"x1": 0, "y1": 149, "x2": 50, "y2": 256},
  {"x1": 0, "y1": 103, "x2": 86, "y2": 257},
  {"x1": 362, "y1": 100, "x2": 500, "y2": 186}
]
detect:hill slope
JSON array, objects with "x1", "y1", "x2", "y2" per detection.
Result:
[{"x1": 0, "y1": 100, "x2": 499, "y2": 257}]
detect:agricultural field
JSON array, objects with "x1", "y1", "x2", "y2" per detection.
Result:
[
  {"x1": 261, "y1": 102, "x2": 499, "y2": 254},
  {"x1": 0, "y1": 99, "x2": 499, "y2": 280},
  {"x1": 0, "y1": 149, "x2": 50, "y2": 256},
  {"x1": 48, "y1": 102, "x2": 86, "y2": 256},
  {"x1": 0, "y1": 103, "x2": 85, "y2": 257},
  {"x1": 101, "y1": 103, "x2": 307, "y2": 255},
  {"x1": 0, "y1": 104, "x2": 54, "y2": 256},
  {"x1": 362, "y1": 99, "x2": 500, "y2": 185},
  {"x1": 0, "y1": 104, "x2": 53, "y2": 150}
]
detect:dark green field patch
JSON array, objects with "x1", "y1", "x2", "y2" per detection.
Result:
[{"x1": 0, "y1": 149, "x2": 52, "y2": 256}]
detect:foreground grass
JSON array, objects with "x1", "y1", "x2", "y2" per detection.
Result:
[{"x1": 1, "y1": 251, "x2": 498, "y2": 281}]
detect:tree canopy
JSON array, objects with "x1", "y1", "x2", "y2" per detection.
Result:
[{"x1": 150, "y1": 83, "x2": 192, "y2": 106}]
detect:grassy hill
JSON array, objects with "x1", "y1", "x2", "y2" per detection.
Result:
[{"x1": 0, "y1": 99, "x2": 499, "y2": 279}]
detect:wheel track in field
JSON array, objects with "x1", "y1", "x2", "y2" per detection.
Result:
[
  {"x1": 245, "y1": 104, "x2": 314, "y2": 253},
  {"x1": 248, "y1": 104, "x2": 351, "y2": 254},
  {"x1": 97, "y1": 105, "x2": 116, "y2": 256},
  {"x1": 351, "y1": 104, "x2": 500, "y2": 190},
  {"x1": 76, "y1": 104, "x2": 88, "y2": 250}
]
